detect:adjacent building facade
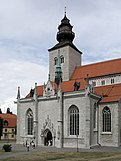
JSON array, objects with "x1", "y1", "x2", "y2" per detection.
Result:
[
  {"x1": 0, "y1": 113, "x2": 17, "y2": 141},
  {"x1": 16, "y1": 12, "x2": 121, "y2": 148}
]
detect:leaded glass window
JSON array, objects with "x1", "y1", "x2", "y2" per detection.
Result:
[
  {"x1": 27, "y1": 109, "x2": 33, "y2": 135},
  {"x1": 102, "y1": 106, "x2": 111, "y2": 132},
  {"x1": 69, "y1": 105, "x2": 79, "y2": 135}
]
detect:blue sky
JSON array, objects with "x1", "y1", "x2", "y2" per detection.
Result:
[{"x1": 0, "y1": 0, "x2": 121, "y2": 114}]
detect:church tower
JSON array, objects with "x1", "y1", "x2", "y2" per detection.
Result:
[{"x1": 48, "y1": 10, "x2": 82, "y2": 82}]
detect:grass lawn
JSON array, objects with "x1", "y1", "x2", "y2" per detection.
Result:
[{"x1": 1, "y1": 151, "x2": 121, "y2": 161}]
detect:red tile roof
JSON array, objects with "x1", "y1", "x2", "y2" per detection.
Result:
[
  {"x1": 95, "y1": 84, "x2": 121, "y2": 103},
  {"x1": 26, "y1": 85, "x2": 44, "y2": 98},
  {"x1": 26, "y1": 82, "x2": 121, "y2": 103},
  {"x1": 26, "y1": 80, "x2": 84, "y2": 98},
  {"x1": 62, "y1": 79, "x2": 85, "y2": 92},
  {"x1": 36, "y1": 85, "x2": 43, "y2": 96},
  {"x1": 25, "y1": 58, "x2": 121, "y2": 104},
  {"x1": 0, "y1": 113, "x2": 16, "y2": 128},
  {"x1": 71, "y1": 58, "x2": 121, "y2": 80}
]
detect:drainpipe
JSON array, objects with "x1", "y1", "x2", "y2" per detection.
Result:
[
  {"x1": 16, "y1": 86, "x2": 20, "y2": 144},
  {"x1": 97, "y1": 96, "x2": 102, "y2": 146},
  {"x1": 58, "y1": 80, "x2": 63, "y2": 148},
  {"x1": 34, "y1": 82, "x2": 38, "y2": 146}
]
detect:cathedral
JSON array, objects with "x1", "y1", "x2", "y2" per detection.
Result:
[{"x1": 16, "y1": 11, "x2": 121, "y2": 149}]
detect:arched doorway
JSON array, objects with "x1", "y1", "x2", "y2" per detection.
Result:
[{"x1": 44, "y1": 130, "x2": 52, "y2": 146}]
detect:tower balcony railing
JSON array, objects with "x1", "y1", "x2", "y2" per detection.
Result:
[{"x1": 57, "y1": 30, "x2": 75, "y2": 36}]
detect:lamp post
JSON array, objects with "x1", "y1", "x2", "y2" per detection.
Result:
[
  {"x1": 4, "y1": 131, "x2": 8, "y2": 144},
  {"x1": 76, "y1": 133, "x2": 78, "y2": 152},
  {"x1": 34, "y1": 131, "x2": 36, "y2": 140},
  {"x1": 76, "y1": 120, "x2": 79, "y2": 152},
  {"x1": 6, "y1": 131, "x2": 9, "y2": 143},
  {"x1": 53, "y1": 130, "x2": 56, "y2": 146}
]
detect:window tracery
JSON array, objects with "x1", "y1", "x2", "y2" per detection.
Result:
[
  {"x1": 26, "y1": 109, "x2": 33, "y2": 135},
  {"x1": 102, "y1": 106, "x2": 111, "y2": 132},
  {"x1": 69, "y1": 105, "x2": 79, "y2": 135}
]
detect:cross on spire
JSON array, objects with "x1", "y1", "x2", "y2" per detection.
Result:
[{"x1": 64, "y1": 6, "x2": 66, "y2": 16}]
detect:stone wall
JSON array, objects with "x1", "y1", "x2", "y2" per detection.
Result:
[
  {"x1": 99, "y1": 102, "x2": 119, "y2": 147},
  {"x1": 49, "y1": 46, "x2": 81, "y2": 82}
]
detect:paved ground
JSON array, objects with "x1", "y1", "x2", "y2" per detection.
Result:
[{"x1": 1, "y1": 143, "x2": 121, "y2": 160}]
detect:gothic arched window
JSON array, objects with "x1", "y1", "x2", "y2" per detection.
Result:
[
  {"x1": 69, "y1": 105, "x2": 79, "y2": 135},
  {"x1": 26, "y1": 109, "x2": 33, "y2": 135},
  {"x1": 102, "y1": 106, "x2": 111, "y2": 132}
]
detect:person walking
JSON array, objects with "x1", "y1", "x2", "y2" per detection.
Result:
[
  {"x1": 26, "y1": 142, "x2": 30, "y2": 151},
  {"x1": 31, "y1": 140, "x2": 35, "y2": 149}
]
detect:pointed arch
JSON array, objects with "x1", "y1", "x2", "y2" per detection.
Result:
[
  {"x1": 26, "y1": 108, "x2": 33, "y2": 135},
  {"x1": 102, "y1": 106, "x2": 111, "y2": 132},
  {"x1": 43, "y1": 129, "x2": 52, "y2": 146},
  {"x1": 68, "y1": 105, "x2": 79, "y2": 135}
]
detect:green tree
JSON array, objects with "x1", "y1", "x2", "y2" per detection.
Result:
[{"x1": 0, "y1": 108, "x2": 2, "y2": 114}]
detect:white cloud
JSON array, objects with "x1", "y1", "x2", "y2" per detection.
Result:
[
  {"x1": 0, "y1": 98, "x2": 16, "y2": 114},
  {"x1": 0, "y1": 58, "x2": 48, "y2": 114}
]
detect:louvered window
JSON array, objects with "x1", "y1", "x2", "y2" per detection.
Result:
[{"x1": 54, "y1": 57, "x2": 58, "y2": 65}]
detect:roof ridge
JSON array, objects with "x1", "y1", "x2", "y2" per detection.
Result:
[
  {"x1": 79, "y1": 57, "x2": 121, "y2": 68},
  {"x1": 0, "y1": 113, "x2": 16, "y2": 115}
]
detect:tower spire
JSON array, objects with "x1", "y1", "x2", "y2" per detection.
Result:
[
  {"x1": 17, "y1": 86, "x2": 20, "y2": 100},
  {"x1": 55, "y1": 49, "x2": 62, "y2": 85},
  {"x1": 56, "y1": 9, "x2": 75, "y2": 43}
]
